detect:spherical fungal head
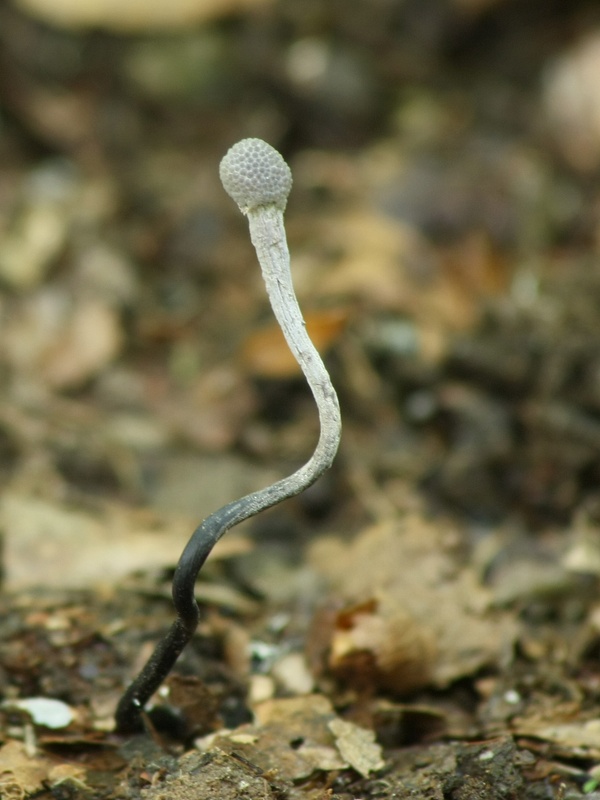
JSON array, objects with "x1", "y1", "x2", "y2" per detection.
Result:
[{"x1": 219, "y1": 138, "x2": 292, "y2": 213}]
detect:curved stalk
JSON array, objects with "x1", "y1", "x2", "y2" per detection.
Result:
[{"x1": 115, "y1": 139, "x2": 341, "y2": 733}]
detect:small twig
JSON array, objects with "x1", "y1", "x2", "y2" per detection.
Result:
[{"x1": 115, "y1": 138, "x2": 341, "y2": 733}]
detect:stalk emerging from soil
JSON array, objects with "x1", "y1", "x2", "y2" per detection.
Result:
[{"x1": 115, "y1": 138, "x2": 341, "y2": 734}]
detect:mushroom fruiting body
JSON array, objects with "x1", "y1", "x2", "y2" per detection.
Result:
[
  {"x1": 115, "y1": 139, "x2": 341, "y2": 733},
  {"x1": 219, "y1": 137, "x2": 292, "y2": 213}
]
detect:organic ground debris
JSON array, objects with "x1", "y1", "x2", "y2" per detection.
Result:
[{"x1": 2, "y1": 1, "x2": 600, "y2": 797}]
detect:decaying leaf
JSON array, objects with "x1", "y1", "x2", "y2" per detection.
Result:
[
  {"x1": 309, "y1": 516, "x2": 518, "y2": 690},
  {"x1": 11, "y1": 0, "x2": 274, "y2": 32},
  {"x1": 1, "y1": 491, "x2": 250, "y2": 589},
  {"x1": 328, "y1": 716, "x2": 385, "y2": 777},
  {"x1": 2, "y1": 293, "x2": 123, "y2": 390},
  {"x1": 200, "y1": 695, "x2": 384, "y2": 782},
  {"x1": 325, "y1": 597, "x2": 437, "y2": 694},
  {"x1": 240, "y1": 309, "x2": 348, "y2": 379},
  {"x1": 0, "y1": 741, "x2": 58, "y2": 797}
]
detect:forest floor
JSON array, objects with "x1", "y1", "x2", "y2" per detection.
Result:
[{"x1": 2, "y1": 0, "x2": 600, "y2": 797}]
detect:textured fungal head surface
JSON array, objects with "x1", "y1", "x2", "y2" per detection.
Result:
[{"x1": 220, "y1": 138, "x2": 292, "y2": 213}]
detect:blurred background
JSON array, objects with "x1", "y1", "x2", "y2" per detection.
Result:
[{"x1": 2, "y1": 0, "x2": 600, "y2": 587}]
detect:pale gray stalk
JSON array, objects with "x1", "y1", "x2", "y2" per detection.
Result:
[{"x1": 220, "y1": 137, "x2": 341, "y2": 500}]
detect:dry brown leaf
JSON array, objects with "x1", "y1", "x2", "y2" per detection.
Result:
[
  {"x1": 12, "y1": 0, "x2": 274, "y2": 31},
  {"x1": 270, "y1": 652, "x2": 314, "y2": 695},
  {"x1": 314, "y1": 210, "x2": 428, "y2": 311},
  {"x1": 240, "y1": 309, "x2": 348, "y2": 379},
  {"x1": 309, "y1": 517, "x2": 518, "y2": 689},
  {"x1": 543, "y1": 31, "x2": 600, "y2": 170},
  {"x1": 327, "y1": 717, "x2": 385, "y2": 777},
  {"x1": 2, "y1": 293, "x2": 123, "y2": 390},
  {"x1": 326, "y1": 598, "x2": 436, "y2": 694},
  {"x1": 308, "y1": 210, "x2": 503, "y2": 363},
  {"x1": 515, "y1": 718, "x2": 600, "y2": 759},
  {"x1": 47, "y1": 763, "x2": 89, "y2": 790},
  {"x1": 1, "y1": 492, "x2": 250, "y2": 589},
  {"x1": 0, "y1": 202, "x2": 68, "y2": 290},
  {"x1": 153, "y1": 365, "x2": 256, "y2": 451},
  {"x1": 204, "y1": 696, "x2": 385, "y2": 780},
  {"x1": 205, "y1": 695, "x2": 347, "y2": 781},
  {"x1": 0, "y1": 741, "x2": 56, "y2": 797},
  {"x1": 41, "y1": 300, "x2": 123, "y2": 389}
]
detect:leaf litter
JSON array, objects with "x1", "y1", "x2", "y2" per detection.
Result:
[{"x1": 1, "y1": 1, "x2": 600, "y2": 797}]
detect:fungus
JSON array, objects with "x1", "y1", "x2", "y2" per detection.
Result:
[{"x1": 115, "y1": 138, "x2": 341, "y2": 733}]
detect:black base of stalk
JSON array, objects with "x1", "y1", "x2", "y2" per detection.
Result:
[
  {"x1": 114, "y1": 499, "x2": 259, "y2": 734},
  {"x1": 113, "y1": 461, "x2": 332, "y2": 733},
  {"x1": 114, "y1": 613, "x2": 198, "y2": 733}
]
